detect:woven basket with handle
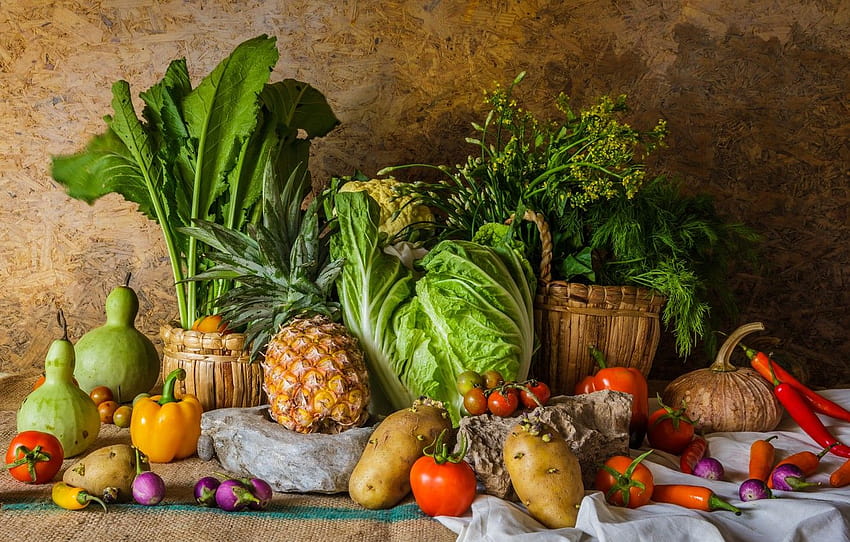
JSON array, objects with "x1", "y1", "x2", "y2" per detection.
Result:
[
  {"x1": 159, "y1": 323, "x2": 265, "y2": 411},
  {"x1": 517, "y1": 210, "x2": 666, "y2": 395}
]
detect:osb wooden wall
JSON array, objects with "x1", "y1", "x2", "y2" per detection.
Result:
[{"x1": 2, "y1": 1, "x2": 850, "y2": 386}]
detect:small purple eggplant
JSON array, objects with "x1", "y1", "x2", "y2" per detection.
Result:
[
  {"x1": 215, "y1": 479, "x2": 259, "y2": 512},
  {"x1": 194, "y1": 476, "x2": 221, "y2": 507},
  {"x1": 131, "y1": 447, "x2": 165, "y2": 505},
  {"x1": 770, "y1": 463, "x2": 820, "y2": 491},
  {"x1": 133, "y1": 471, "x2": 166, "y2": 505},
  {"x1": 244, "y1": 478, "x2": 273, "y2": 510},
  {"x1": 693, "y1": 457, "x2": 725, "y2": 481},
  {"x1": 739, "y1": 478, "x2": 773, "y2": 501}
]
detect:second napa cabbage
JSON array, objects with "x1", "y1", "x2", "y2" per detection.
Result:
[{"x1": 332, "y1": 191, "x2": 536, "y2": 424}]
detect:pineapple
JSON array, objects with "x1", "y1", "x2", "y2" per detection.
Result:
[
  {"x1": 264, "y1": 316, "x2": 369, "y2": 433},
  {"x1": 184, "y1": 164, "x2": 370, "y2": 434}
]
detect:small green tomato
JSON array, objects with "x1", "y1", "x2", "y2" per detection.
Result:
[{"x1": 456, "y1": 370, "x2": 484, "y2": 395}]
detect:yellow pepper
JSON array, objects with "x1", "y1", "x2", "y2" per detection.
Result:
[
  {"x1": 52, "y1": 481, "x2": 107, "y2": 511},
  {"x1": 130, "y1": 368, "x2": 202, "y2": 463}
]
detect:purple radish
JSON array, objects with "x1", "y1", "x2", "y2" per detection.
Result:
[
  {"x1": 245, "y1": 478, "x2": 273, "y2": 510},
  {"x1": 693, "y1": 457, "x2": 725, "y2": 481},
  {"x1": 739, "y1": 478, "x2": 773, "y2": 501},
  {"x1": 215, "y1": 479, "x2": 259, "y2": 511},
  {"x1": 195, "y1": 476, "x2": 221, "y2": 507},
  {"x1": 770, "y1": 463, "x2": 820, "y2": 491},
  {"x1": 133, "y1": 471, "x2": 166, "y2": 505}
]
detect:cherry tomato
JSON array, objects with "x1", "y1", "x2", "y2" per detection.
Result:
[
  {"x1": 112, "y1": 405, "x2": 133, "y2": 428},
  {"x1": 456, "y1": 370, "x2": 484, "y2": 396},
  {"x1": 89, "y1": 386, "x2": 114, "y2": 406},
  {"x1": 463, "y1": 387, "x2": 488, "y2": 416},
  {"x1": 5, "y1": 430, "x2": 64, "y2": 484},
  {"x1": 98, "y1": 400, "x2": 119, "y2": 424},
  {"x1": 594, "y1": 449, "x2": 655, "y2": 508},
  {"x1": 647, "y1": 399, "x2": 695, "y2": 455},
  {"x1": 482, "y1": 370, "x2": 504, "y2": 389},
  {"x1": 488, "y1": 388, "x2": 519, "y2": 417},
  {"x1": 409, "y1": 431, "x2": 477, "y2": 517},
  {"x1": 520, "y1": 380, "x2": 551, "y2": 409}
]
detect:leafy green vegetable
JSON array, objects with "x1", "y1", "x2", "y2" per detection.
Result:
[
  {"x1": 332, "y1": 191, "x2": 535, "y2": 423},
  {"x1": 384, "y1": 72, "x2": 757, "y2": 357},
  {"x1": 51, "y1": 35, "x2": 339, "y2": 328}
]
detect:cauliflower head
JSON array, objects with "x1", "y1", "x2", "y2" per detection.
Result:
[{"x1": 338, "y1": 177, "x2": 433, "y2": 238}]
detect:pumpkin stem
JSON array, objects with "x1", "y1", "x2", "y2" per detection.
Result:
[{"x1": 711, "y1": 322, "x2": 765, "y2": 373}]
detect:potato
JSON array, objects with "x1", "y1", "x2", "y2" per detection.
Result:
[
  {"x1": 62, "y1": 444, "x2": 142, "y2": 503},
  {"x1": 504, "y1": 417, "x2": 584, "y2": 529},
  {"x1": 348, "y1": 398, "x2": 452, "y2": 509}
]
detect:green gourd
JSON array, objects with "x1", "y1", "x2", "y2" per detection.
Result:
[
  {"x1": 17, "y1": 311, "x2": 100, "y2": 457},
  {"x1": 73, "y1": 273, "x2": 160, "y2": 403}
]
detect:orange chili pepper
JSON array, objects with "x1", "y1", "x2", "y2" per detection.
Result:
[
  {"x1": 830, "y1": 459, "x2": 850, "y2": 488},
  {"x1": 748, "y1": 435, "x2": 778, "y2": 482},
  {"x1": 652, "y1": 484, "x2": 741, "y2": 515}
]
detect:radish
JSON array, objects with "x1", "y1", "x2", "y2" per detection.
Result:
[
  {"x1": 739, "y1": 478, "x2": 773, "y2": 501},
  {"x1": 693, "y1": 457, "x2": 725, "y2": 481}
]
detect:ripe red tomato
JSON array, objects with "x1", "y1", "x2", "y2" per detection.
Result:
[
  {"x1": 647, "y1": 401, "x2": 695, "y2": 455},
  {"x1": 519, "y1": 380, "x2": 551, "y2": 409},
  {"x1": 488, "y1": 388, "x2": 519, "y2": 417},
  {"x1": 463, "y1": 387, "x2": 488, "y2": 416},
  {"x1": 5, "y1": 430, "x2": 64, "y2": 484},
  {"x1": 410, "y1": 451, "x2": 477, "y2": 516},
  {"x1": 594, "y1": 450, "x2": 654, "y2": 508}
]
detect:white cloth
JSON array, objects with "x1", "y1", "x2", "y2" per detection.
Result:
[{"x1": 436, "y1": 389, "x2": 850, "y2": 541}]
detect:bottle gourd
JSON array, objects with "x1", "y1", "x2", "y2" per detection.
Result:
[
  {"x1": 73, "y1": 273, "x2": 159, "y2": 403},
  {"x1": 17, "y1": 311, "x2": 100, "y2": 457}
]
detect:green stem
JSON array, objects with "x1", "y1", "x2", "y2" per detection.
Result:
[
  {"x1": 377, "y1": 163, "x2": 454, "y2": 179},
  {"x1": 589, "y1": 345, "x2": 608, "y2": 369},
  {"x1": 5, "y1": 445, "x2": 51, "y2": 482},
  {"x1": 708, "y1": 493, "x2": 741, "y2": 515},
  {"x1": 158, "y1": 368, "x2": 186, "y2": 405}
]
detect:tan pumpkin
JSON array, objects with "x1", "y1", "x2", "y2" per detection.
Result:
[{"x1": 662, "y1": 322, "x2": 782, "y2": 433}]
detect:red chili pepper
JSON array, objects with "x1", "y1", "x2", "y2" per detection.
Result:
[
  {"x1": 772, "y1": 380, "x2": 850, "y2": 458},
  {"x1": 743, "y1": 345, "x2": 850, "y2": 424},
  {"x1": 680, "y1": 436, "x2": 708, "y2": 475}
]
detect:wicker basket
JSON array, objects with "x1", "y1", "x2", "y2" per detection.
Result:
[
  {"x1": 519, "y1": 210, "x2": 666, "y2": 395},
  {"x1": 159, "y1": 323, "x2": 265, "y2": 411}
]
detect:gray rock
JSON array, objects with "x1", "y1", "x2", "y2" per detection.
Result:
[
  {"x1": 200, "y1": 406, "x2": 375, "y2": 494},
  {"x1": 458, "y1": 390, "x2": 631, "y2": 499}
]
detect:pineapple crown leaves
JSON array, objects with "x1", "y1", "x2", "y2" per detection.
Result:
[{"x1": 181, "y1": 163, "x2": 343, "y2": 359}]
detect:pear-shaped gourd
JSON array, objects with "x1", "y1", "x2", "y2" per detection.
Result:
[
  {"x1": 17, "y1": 311, "x2": 100, "y2": 457},
  {"x1": 73, "y1": 274, "x2": 160, "y2": 403}
]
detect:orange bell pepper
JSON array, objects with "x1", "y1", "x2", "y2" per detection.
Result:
[
  {"x1": 130, "y1": 368, "x2": 202, "y2": 463},
  {"x1": 576, "y1": 346, "x2": 648, "y2": 448}
]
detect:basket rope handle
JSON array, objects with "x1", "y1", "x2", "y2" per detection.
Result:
[{"x1": 507, "y1": 209, "x2": 553, "y2": 284}]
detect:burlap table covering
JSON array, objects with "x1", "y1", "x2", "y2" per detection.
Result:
[{"x1": 0, "y1": 373, "x2": 456, "y2": 541}]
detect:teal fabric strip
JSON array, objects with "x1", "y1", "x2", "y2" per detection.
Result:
[{"x1": 1, "y1": 501, "x2": 426, "y2": 523}]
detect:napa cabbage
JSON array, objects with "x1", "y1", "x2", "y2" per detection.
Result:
[{"x1": 332, "y1": 191, "x2": 535, "y2": 424}]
